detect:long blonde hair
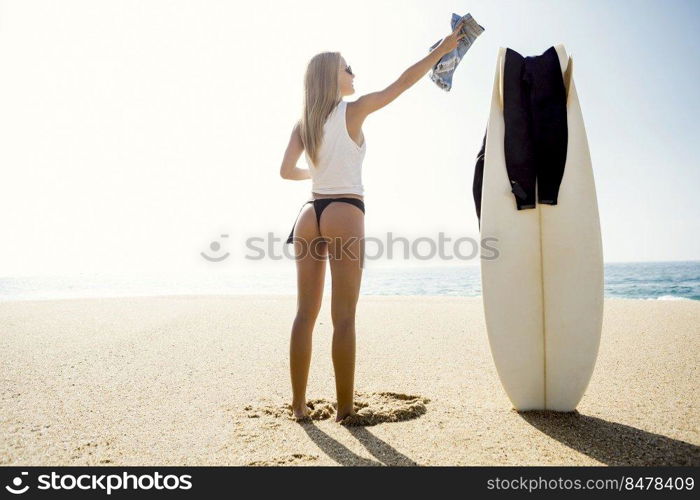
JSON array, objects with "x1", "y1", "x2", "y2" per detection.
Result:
[{"x1": 299, "y1": 52, "x2": 342, "y2": 166}]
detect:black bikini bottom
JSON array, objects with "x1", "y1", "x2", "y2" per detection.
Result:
[{"x1": 286, "y1": 197, "x2": 366, "y2": 244}]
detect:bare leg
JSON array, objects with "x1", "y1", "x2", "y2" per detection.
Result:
[
  {"x1": 318, "y1": 202, "x2": 364, "y2": 422},
  {"x1": 289, "y1": 205, "x2": 327, "y2": 419}
]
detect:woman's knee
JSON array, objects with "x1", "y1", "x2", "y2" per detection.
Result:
[
  {"x1": 331, "y1": 314, "x2": 356, "y2": 332},
  {"x1": 295, "y1": 308, "x2": 320, "y2": 326}
]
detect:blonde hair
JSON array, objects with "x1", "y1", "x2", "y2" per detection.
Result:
[{"x1": 299, "y1": 52, "x2": 342, "y2": 166}]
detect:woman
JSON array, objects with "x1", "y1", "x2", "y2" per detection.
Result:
[{"x1": 279, "y1": 21, "x2": 468, "y2": 423}]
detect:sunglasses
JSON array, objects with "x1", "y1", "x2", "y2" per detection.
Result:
[{"x1": 344, "y1": 65, "x2": 354, "y2": 76}]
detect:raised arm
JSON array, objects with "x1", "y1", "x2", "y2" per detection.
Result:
[
  {"x1": 352, "y1": 19, "x2": 468, "y2": 119},
  {"x1": 279, "y1": 121, "x2": 311, "y2": 180}
]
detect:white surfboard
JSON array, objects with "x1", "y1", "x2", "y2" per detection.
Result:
[{"x1": 479, "y1": 44, "x2": 604, "y2": 411}]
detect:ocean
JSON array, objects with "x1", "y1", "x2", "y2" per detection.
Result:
[{"x1": 0, "y1": 261, "x2": 698, "y2": 302}]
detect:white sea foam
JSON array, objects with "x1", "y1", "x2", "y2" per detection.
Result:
[{"x1": 654, "y1": 295, "x2": 692, "y2": 301}]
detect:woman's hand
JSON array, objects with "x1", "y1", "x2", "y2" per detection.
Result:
[
  {"x1": 353, "y1": 18, "x2": 472, "y2": 114},
  {"x1": 436, "y1": 19, "x2": 468, "y2": 54}
]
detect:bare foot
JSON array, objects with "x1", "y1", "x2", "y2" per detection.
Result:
[
  {"x1": 335, "y1": 410, "x2": 357, "y2": 423},
  {"x1": 292, "y1": 404, "x2": 310, "y2": 421}
]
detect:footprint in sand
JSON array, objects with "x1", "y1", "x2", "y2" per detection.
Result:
[
  {"x1": 243, "y1": 391, "x2": 430, "y2": 426},
  {"x1": 244, "y1": 398, "x2": 336, "y2": 421}
]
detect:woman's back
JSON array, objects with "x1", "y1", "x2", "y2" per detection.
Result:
[{"x1": 306, "y1": 100, "x2": 366, "y2": 196}]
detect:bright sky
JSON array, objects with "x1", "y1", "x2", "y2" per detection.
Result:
[{"x1": 1, "y1": 0, "x2": 698, "y2": 276}]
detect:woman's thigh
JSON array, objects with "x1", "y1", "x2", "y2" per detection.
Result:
[
  {"x1": 318, "y1": 203, "x2": 365, "y2": 322},
  {"x1": 293, "y1": 204, "x2": 328, "y2": 317}
]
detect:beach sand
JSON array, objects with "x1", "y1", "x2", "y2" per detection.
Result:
[{"x1": 0, "y1": 295, "x2": 698, "y2": 466}]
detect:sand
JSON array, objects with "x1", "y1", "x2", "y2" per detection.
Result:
[{"x1": 0, "y1": 295, "x2": 698, "y2": 466}]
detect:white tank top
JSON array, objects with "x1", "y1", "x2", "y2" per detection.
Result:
[{"x1": 305, "y1": 99, "x2": 367, "y2": 196}]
